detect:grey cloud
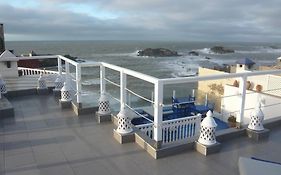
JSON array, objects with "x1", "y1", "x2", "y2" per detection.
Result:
[{"x1": 1, "y1": 0, "x2": 281, "y2": 41}]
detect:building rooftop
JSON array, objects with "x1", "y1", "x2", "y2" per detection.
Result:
[
  {"x1": 0, "y1": 50, "x2": 18, "y2": 61},
  {"x1": 1, "y1": 94, "x2": 281, "y2": 175},
  {"x1": 236, "y1": 58, "x2": 255, "y2": 65}
]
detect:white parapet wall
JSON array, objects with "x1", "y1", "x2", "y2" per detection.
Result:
[{"x1": 221, "y1": 84, "x2": 281, "y2": 124}]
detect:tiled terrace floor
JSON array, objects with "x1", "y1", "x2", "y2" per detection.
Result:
[{"x1": 0, "y1": 95, "x2": 281, "y2": 175}]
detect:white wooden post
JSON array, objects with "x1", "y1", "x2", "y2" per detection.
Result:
[
  {"x1": 100, "y1": 65, "x2": 105, "y2": 93},
  {"x1": 205, "y1": 93, "x2": 208, "y2": 106},
  {"x1": 153, "y1": 80, "x2": 163, "y2": 145},
  {"x1": 65, "y1": 62, "x2": 70, "y2": 84},
  {"x1": 76, "y1": 64, "x2": 81, "y2": 104},
  {"x1": 172, "y1": 90, "x2": 176, "y2": 98},
  {"x1": 237, "y1": 75, "x2": 247, "y2": 124},
  {"x1": 120, "y1": 70, "x2": 127, "y2": 109},
  {"x1": 58, "y1": 57, "x2": 62, "y2": 75}
]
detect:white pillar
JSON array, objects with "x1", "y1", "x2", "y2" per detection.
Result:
[
  {"x1": 205, "y1": 93, "x2": 208, "y2": 106},
  {"x1": 116, "y1": 70, "x2": 132, "y2": 134},
  {"x1": 120, "y1": 70, "x2": 127, "y2": 109},
  {"x1": 0, "y1": 75, "x2": 7, "y2": 95},
  {"x1": 198, "y1": 110, "x2": 217, "y2": 145},
  {"x1": 100, "y1": 65, "x2": 105, "y2": 93},
  {"x1": 192, "y1": 89, "x2": 195, "y2": 98},
  {"x1": 61, "y1": 82, "x2": 72, "y2": 102},
  {"x1": 248, "y1": 102, "x2": 264, "y2": 131},
  {"x1": 98, "y1": 92, "x2": 111, "y2": 115},
  {"x1": 58, "y1": 57, "x2": 62, "y2": 75},
  {"x1": 37, "y1": 73, "x2": 47, "y2": 89},
  {"x1": 153, "y1": 81, "x2": 163, "y2": 142},
  {"x1": 65, "y1": 62, "x2": 70, "y2": 84},
  {"x1": 237, "y1": 75, "x2": 247, "y2": 124},
  {"x1": 76, "y1": 64, "x2": 81, "y2": 104}
]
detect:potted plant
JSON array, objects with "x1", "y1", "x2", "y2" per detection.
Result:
[
  {"x1": 227, "y1": 115, "x2": 237, "y2": 128},
  {"x1": 233, "y1": 80, "x2": 239, "y2": 87},
  {"x1": 246, "y1": 81, "x2": 252, "y2": 90},
  {"x1": 256, "y1": 84, "x2": 263, "y2": 92}
]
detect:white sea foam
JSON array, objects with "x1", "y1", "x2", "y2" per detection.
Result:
[
  {"x1": 82, "y1": 79, "x2": 100, "y2": 85},
  {"x1": 236, "y1": 48, "x2": 281, "y2": 54}
]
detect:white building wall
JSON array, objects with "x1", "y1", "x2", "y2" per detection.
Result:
[
  {"x1": 0, "y1": 61, "x2": 18, "y2": 77},
  {"x1": 222, "y1": 85, "x2": 281, "y2": 124}
]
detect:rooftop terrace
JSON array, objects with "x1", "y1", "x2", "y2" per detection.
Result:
[{"x1": 1, "y1": 94, "x2": 281, "y2": 175}]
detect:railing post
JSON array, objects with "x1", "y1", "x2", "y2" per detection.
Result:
[
  {"x1": 153, "y1": 80, "x2": 163, "y2": 148},
  {"x1": 237, "y1": 75, "x2": 247, "y2": 125},
  {"x1": 100, "y1": 65, "x2": 105, "y2": 93},
  {"x1": 76, "y1": 64, "x2": 82, "y2": 105},
  {"x1": 116, "y1": 70, "x2": 133, "y2": 134},
  {"x1": 120, "y1": 70, "x2": 127, "y2": 109},
  {"x1": 65, "y1": 61, "x2": 70, "y2": 84},
  {"x1": 58, "y1": 57, "x2": 62, "y2": 75}
]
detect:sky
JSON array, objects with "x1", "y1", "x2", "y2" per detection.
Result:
[{"x1": 0, "y1": 0, "x2": 281, "y2": 42}]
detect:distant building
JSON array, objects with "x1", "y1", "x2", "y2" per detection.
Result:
[
  {"x1": 0, "y1": 24, "x2": 5, "y2": 54},
  {"x1": 0, "y1": 50, "x2": 19, "y2": 77},
  {"x1": 235, "y1": 58, "x2": 255, "y2": 73}
]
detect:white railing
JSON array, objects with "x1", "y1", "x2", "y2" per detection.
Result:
[
  {"x1": 18, "y1": 67, "x2": 59, "y2": 76},
  {"x1": 136, "y1": 123, "x2": 154, "y2": 138},
  {"x1": 162, "y1": 115, "x2": 201, "y2": 144},
  {"x1": 135, "y1": 115, "x2": 201, "y2": 144},
  {"x1": 12, "y1": 54, "x2": 281, "y2": 145}
]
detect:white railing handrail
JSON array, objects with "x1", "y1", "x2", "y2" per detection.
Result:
[
  {"x1": 161, "y1": 69, "x2": 281, "y2": 85},
  {"x1": 135, "y1": 122, "x2": 153, "y2": 128},
  {"x1": 162, "y1": 115, "x2": 199, "y2": 124},
  {"x1": 18, "y1": 67, "x2": 59, "y2": 74},
  {"x1": 101, "y1": 62, "x2": 159, "y2": 84}
]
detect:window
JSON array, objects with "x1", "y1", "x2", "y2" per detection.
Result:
[
  {"x1": 6, "y1": 61, "x2": 11, "y2": 68},
  {"x1": 239, "y1": 64, "x2": 243, "y2": 68}
]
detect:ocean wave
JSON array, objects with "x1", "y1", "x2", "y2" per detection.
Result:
[
  {"x1": 236, "y1": 47, "x2": 281, "y2": 54},
  {"x1": 91, "y1": 51, "x2": 139, "y2": 57},
  {"x1": 82, "y1": 79, "x2": 100, "y2": 85}
]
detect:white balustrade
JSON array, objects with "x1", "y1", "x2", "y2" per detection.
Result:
[
  {"x1": 135, "y1": 123, "x2": 154, "y2": 138},
  {"x1": 18, "y1": 67, "x2": 58, "y2": 76},
  {"x1": 162, "y1": 115, "x2": 201, "y2": 144},
  {"x1": 135, "y1": 114, "x2": 201, "y2": 144}
]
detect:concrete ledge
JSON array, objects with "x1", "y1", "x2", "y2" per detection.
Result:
[
  {"x1": 7, "y1": 89, "x2": 37, "y2": 98},
  {"x1": 52, "y1": 89, "x2": 61, "y2": 98},
  {"x1": 0, "y1": 96, "x2": 14, "y2": 118},
  {"x1": 59, "y1": 100, "x2": 72, "y2": 109},
  {"x1": 246, "y1": 128, "x2": 270, "y2": 141},
  {"x1": 71, "y1": 102, "x2": 98, "y2": 116},
  {"x1": 111, "y1": 114, "x2": 118, "y2": 126},
  {"x1": 217, "y1": 127, "x2": 246, "y2": 142},
  {"x1": 135, "y1": 130, "x2": 194, "y2": 159},
  {"x1": 113, "y1": 129, "x2": 135, "y2": 144},
  {"x1": 195, "y1": 141, "x2": 221, "y2": 156},
  {"x1": 7, "y1": 87, "x2": 54, "y2": 98},
  {"x1": 37, "y1": 88, "x2": 49, "y2": 95},
  {"x1": 96, "y1": 112, "x2": 112, "y2": 123},
  {"x1": 264, "y1": 117, "x2": 281, "y2": 129}
]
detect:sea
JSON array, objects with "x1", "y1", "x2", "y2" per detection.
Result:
[{"x1": 5, "y1": 40, "x2": 281, "y2": 108}]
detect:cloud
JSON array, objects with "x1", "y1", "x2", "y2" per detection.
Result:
[{"x1": 1, "y1": 0, "x2": 281, "y2": 41}]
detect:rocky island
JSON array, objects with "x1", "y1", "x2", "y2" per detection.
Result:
[
  {"x1": 210, "y1": 46, "x2": 235, "y2": 54},
  {"x1": 137, "y1": 48, "x2": 179, "y2": 57}
]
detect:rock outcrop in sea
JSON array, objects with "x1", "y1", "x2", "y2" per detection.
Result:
[
  {"x1": 188, "y1": 51, "x2": 199, "y2": 56},
  {"x1": 210, "y1": 46, "x2": 234, "y2": 54},
  {"x1": 137, "y1": 48, "x2": 179, "y2": 57}
]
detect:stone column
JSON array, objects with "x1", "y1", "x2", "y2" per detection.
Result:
[{"x1": 0, "y1": 24, "x2": 5, "y2": 53}]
